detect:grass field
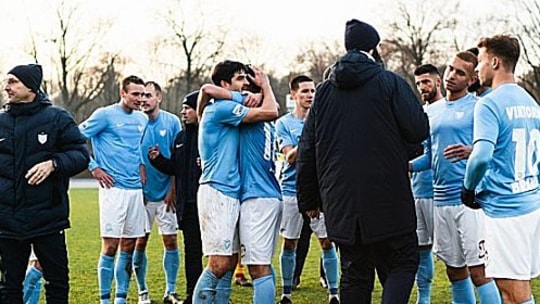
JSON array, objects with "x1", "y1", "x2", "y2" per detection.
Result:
[{"x1": 38, "y1": 188, "x2": 540, "y2": 303}]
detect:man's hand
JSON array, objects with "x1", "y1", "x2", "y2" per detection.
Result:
[
  {"x1": 148, "y1": 144, "x2": 160, "y2": 160},
  {"x1": 92, "y1": 167, "x2": 115, "y2": 189},
  {"x1": 443, "y1": 144, "x2": 472, "y2": 163},
  {"x1": 242, "y1": 92, "x2": 262, "y2": 108},
  {"x1": 461, "y1": 185, "x2": 481, "y2": 209},
  {"x1": 26, "y1": 160, "x2": 55, "y2": 185},
  {"x1": 139, "y1": 164, "x2": 147, "y2": 187},
  {"x1": 306, "y1": 208, "x2": 321, "y2": 219}
]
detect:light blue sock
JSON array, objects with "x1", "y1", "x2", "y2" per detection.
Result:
[
  {"x1": 98, "y1": 254, "x2": 115, "y2": 303},
  {"x1": 280, "y1": 248, "x2": 296, "y2": 295},
  {"x1": 416, "y1": 249, "x2": 434, "y2": 304},
  {"x1": 164, "y1": 248, "x2": 180, "y2": 294},
  {"x1": 23, "y1": 265, "x2": 43, "y2": 304},
  {"x1": 451, "y1": 277, "x2": 476, "y2": 304},
  {"x1": 322, "y1": 247, "x2": 339, "y2": 295},
  {"x1": 215, "y1": 270, "x2": 233, "y2": 304},
  {"x1": 193, "y1": 268, "x2": 219, "y2": 304},
  {"x1": 132, "y1": 250, "x2": 148, "y2": 293},
  {"x1": 477, "y1": 280, "x2": 501, "y2": 304},
  {"x1": 114, "y1": 251, "x2": 133, "y2": 303},
  {"x1": 253, "y1": 275, "x2": 275, "y2": 304}
]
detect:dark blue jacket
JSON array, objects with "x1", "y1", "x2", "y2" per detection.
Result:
[
  {"x1": 296, "y1": 51, "x2": 429, "y2": 245},
  {"x1": 0, "y1": 93, "x2": 90, "y2": 240},
  {"x1": 149, "y1": 124, "x2": 201, "y2": 227}
]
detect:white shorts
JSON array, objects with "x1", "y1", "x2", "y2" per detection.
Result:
[
  {"x1": 433, "y1": 204, "x2": 486, "y2": 268},
  {"x1": 279, "y1": 195, "x2": 328, "y2": 240},
  {"x1": 415, "y1": 198, "x2": 434, "y2": 246},
  {"x1": 99, "y1": 187, "x2": 146, "y2": 238},
  {"x1": 144, "y1": 201, "x2": 178, "y2": 235},
  {"x1": 239, "y1": 198, "x2": 282, "y2": 265},
  {"x1": 197, "y1": 184, "x2": 240, "y2": 256},
  {"x1": 485, "y1": 207, "x2": 540, "y2": 280}
]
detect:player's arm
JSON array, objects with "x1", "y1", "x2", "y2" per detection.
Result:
[
  {"x1": 409, "y1": 137, "x2": 432, "y2": 172},
  {"x1": 463, "y1": 140, "x2": 494, "y2": 190},
  {"x1": 241, "y1": 66, "x2": 279, "y2": 123},
  {"x1": 197, "y1": 84, "x2": 233, "y2": 119}
]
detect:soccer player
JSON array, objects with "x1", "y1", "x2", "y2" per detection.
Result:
[
  {"x1": 276, "y1": 75, "x2": 340, "y2": 304},
  {"x1": 148, "y1": 90, "x2": 204, "y2": 304},
  {"x1": 410, "y1": 52, "x2": 501, "y2": 303},
  {"x1": 192, "y1": 61, "x2": 279, "y2": 304},
  {"x1": 79, "y1": 76, "x2": 148, "y2": 304},
  {"x1": 134, "y1": 81, "x2": 182, "y2": 304},
  {"x1": 463, "y1": 34, "x2": 540, "y2": 304},
  {"x1": 411, "y1": 63, "x2": 444, "y2": 304}
]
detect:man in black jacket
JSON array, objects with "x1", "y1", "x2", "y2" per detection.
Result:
[
  {"x1": 0, "y1": 64, "x2": 90, "y2": 303},
  {"x1": 296, "y1": 20, "x2": 429, "y2": 304},
  {"x1": 148, "y1": 91, "x2": 202, "y2": 304}
]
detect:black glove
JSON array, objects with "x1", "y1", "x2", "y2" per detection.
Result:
[{"x1": 461, "y1": 185, "x2": 481, "y2": 209}]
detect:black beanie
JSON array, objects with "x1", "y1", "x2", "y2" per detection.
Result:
[
  {"x1": 8, "y1": 64, "x2": 43, "y2": 93},
  {"x1": 344, "y1": 19, "x2": 380, "y2": 52},
  {"x1": 183, "y1": 90, "x2": 199, "y2": 110}
]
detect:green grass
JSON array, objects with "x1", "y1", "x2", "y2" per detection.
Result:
[{"x1": 36, "y1": 188, "x2": 540, "y2": 303}]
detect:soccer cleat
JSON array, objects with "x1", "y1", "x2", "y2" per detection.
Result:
[
  {"x1": 234, "y1": 276, "x2": 253, "y2": 287},
  {"x1": 138, "y1": 291, "x2": 151, "y2": 304},
  {"x1": 163, "y1": 292, "x2": 183, "y2": 304},
  {"x1": 278, "y1": 295, "x2": 292, "y2": 304},
  {"x1": 328, "y1": 295, "x2": 340, "y2": 304},
  {"x1": 319, "y1": 276, "x2": 328, "y2": 289}
]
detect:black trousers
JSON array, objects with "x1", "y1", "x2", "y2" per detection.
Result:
[
  {"x1": 0, "y1": 231, "x2": 69, "y2": 304},
  {"x1": 179, "y1": 201, "x2": 203, "y2": 304},
  {"x1": 339, "y1": 231, "x2": 419, "y2": 304},
  {"x1": 294, "y1": 213, "x2": 312, "y2": 280}
]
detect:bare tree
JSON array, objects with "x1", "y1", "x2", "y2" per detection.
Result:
[
  {"x1": 290, "y1": 41, "x2": 342, "y2": 84},
  {"x1": 153, "y1": 0, "x2": 229, "y2": 114},
  {"x1": 515, "y1": 0, "x2": 540, "y2": 101},
  {"x1": 382, "y1": 0, "x2": 459, "y2": 87}
]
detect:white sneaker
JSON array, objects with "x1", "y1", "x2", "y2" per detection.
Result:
[
  {"x1": 163, "y1": 292, "x2": 183, "y2": 304},
  {"x1": 138, "y1": 291, "x2": 151, "y2": 304}
]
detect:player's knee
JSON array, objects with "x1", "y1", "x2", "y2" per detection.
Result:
[
  {"x1": 162, "y1": 234, "x2": 178, "y2": 250},
  {"x1": 319, "y1": 238, "x2": 333, "y2": 250},
  {"x1": 283, "y1": 239, "x2": 297, "y2": 251},
  {"x1": 208, "y1": 256, "x2": 233, "y2": 278},
  {"x1": 248, "y1": 265, "x2": 271, "y2": 280}
]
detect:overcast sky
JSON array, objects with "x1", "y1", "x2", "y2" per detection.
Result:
[{"x1": 0, "y1": 0, "x2": 518, "y2": 78}]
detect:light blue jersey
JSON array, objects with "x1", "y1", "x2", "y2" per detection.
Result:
[
  {"x1": 474, "y1": 84, "x2": 540, "y2": 217},
  {"x1": 412, "y1": 94, "x2": 476, "y2": 205},
  {"x1": 275, "y1": 113, "x2": 304, "y2": 196},
  {"x1": 198, "y1": 92, "x2": 247, "y2": 198},
  {"x1": 140, "y1": 110, "x2": 182, "y2": 202},
  {"x1": 79, "y1": 103, "x2": 148, "y2": 189},
  {"x1": 239, "y1": 122, "x2": 281, "y2": 202}
]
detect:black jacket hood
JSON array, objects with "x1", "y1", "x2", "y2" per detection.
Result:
[{"x1": 330, "y1": 51, "x2": 383, "y2": 90}]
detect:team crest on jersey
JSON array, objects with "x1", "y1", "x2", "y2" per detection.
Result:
[
  {"x1": 232, "y1": 104, "x2": 244, "y2": 116},
  {"x1": 138, "y1": 125, "x2": 144, "y2": 132},
  {"x1": 454, "y1": 111, "x2": 465, "y2": 120},
  {"x1": 159, "y1": 129, "x2": 166, "y2": 137},
  {"x1": 37, "y1": 132, "x2": 48, "y2": 144}
]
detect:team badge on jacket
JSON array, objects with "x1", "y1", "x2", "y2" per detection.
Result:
[
  {"x1": 159, "y1": 129, "x2": 166, "y2": 137},
  {"x1": 38, "y1": 132, "x2": 48, "y2": 144},
  {"x1": 454, "y1": 111, "x2": 465, "y2": 120}
]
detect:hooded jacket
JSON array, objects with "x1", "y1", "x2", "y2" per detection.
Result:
[
  {"x1": 0, "y1": 92, "x2": 90, "y2": 240},
  {"x1": 296, "y1": 51, "x2": 429, "y2": 245}
]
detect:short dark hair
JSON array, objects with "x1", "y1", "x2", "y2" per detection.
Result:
[
  {"x1": 466, "y1": 47, "x2": 479, "y2": 56},
  {"x1": 414, "y1": 64, "x2": 440, "y2": 77},
  {"x1": 122, "y1": 75, "x2": 144, "y2": 92},
  {"x1": 456, "y1": 51, "x2": 478, "y2": 71},
  {"x1": 211, "y1": 60, "x2": 246, "y2": 86},
  {"x1": 477, "y1": 35, "x2": 520, "y2": 72},
  {"x1": 145, "y1": 81, "x2": 162, "y2": 94},
  {"x1": 244, "y1": 65, "x2": 261, "y2": 93},
  {"x1": 289, "y1": 75, "x2": 313, "y2": 91}
]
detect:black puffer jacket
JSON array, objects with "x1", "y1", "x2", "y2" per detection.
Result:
[
  {"x1": 0, "y1": 93, "x2": 90, "y2": 240},
  {"x1": 297, "y1": 51, "x2": 429, "y2": 245}
]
